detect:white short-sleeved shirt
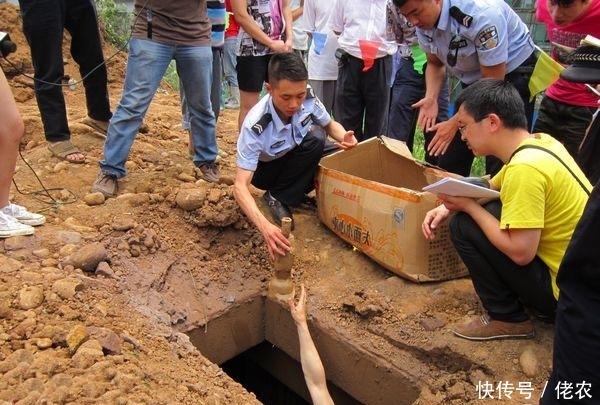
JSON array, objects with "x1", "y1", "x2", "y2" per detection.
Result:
[
  {"x1": 417, "y1": 0, "x2": 534, "y2": 84},
  {"x1": 237, "y1": 89, "x2": 331, "y2": 171},
  {"x1": 328, "y1": 0, "x2": 397, "y2": 59},
  {"x1": 296, "y1": 0, "x2": 339, "y2": 81},
  {"x1": 290, "y1": 0, "x2": 308, "y2": 50}
]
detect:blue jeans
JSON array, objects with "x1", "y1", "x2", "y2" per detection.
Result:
[
  {"x1": 180, "y1": 47, "x2": 222, "y2": 125},
  {"x1": 222, "y1": 37, "x2": 238, "y2": 88},
  {"x1": 100, "y1": 38, "x2": 216, "y2": 177}
]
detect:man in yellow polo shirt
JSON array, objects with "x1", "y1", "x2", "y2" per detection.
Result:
[{"x1": 422, "y1": 78, "x2": 591, "y2": 341}]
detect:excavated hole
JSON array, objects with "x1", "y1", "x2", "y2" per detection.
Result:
[{"x1": 187, "y1": 294, "x2": 421, "y2": 405}]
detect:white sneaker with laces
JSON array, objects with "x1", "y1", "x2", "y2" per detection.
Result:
[
  {"x1": 1, "y1": 202, "x2": 46, "y2": 226},
  {"x1": 0, "y1": 211, "x2": 35, "y2": 238}
]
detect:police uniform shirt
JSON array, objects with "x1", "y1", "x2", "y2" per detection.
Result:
[
  {"x1": 237, "y1": 88, "x2": 331, "y2": 171},
  {"x1": 417, "y1": 0, "x2": 535, "y2": 84}
]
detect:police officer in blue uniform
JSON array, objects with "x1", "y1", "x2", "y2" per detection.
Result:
[
  {"x1": 393, "y1": 0, "x2": 538, "y2": 176},
  {"x1": 234, "y1": 52, "x2": 357, "y2": 260}
]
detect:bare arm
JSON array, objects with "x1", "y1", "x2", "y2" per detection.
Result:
[
  {"x1": 413, "y1": 54, "x2": 461, "y2": 156},
  {"x1": 413, "y1": 53, "x2": 446, "y2": 131},
  {"x1": 233, "y1": 167, "x2": 291, "y2": 259},
  {"x1": 323, "y1": 120, "x2": 357, "y2": 150},
  {"x1": 291, "y1": 0, "x2": 304, "y2": 21},
  {"x1": 282, "y1": 0, "x2": 293, "y2": 50},
  {"x1": 480, "y1": 62, "x2": 507, "y2": 80},
  {"x1": 289, "y1": 285, "x2": 335, "y2": 405},
  {"x1": 439, "y1": 195, "x2": 541, "y2": 265},
  {"x1": 231, "y1": 0, "x2": 289, "y2": 52}
]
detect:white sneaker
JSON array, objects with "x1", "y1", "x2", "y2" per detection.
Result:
[
  {"x1": 1, "y1": 202, "x2": 46, "y2": 226},
  {"x1": 224, "y1": 99, "x2": 240, "y2": 109},
  {"x1": 0, "y1": 211, "x2": 35, "y2": 238}
]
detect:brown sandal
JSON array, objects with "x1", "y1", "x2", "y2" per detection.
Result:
[
  {"x1": 47, "y1": 140, "x2": 86, "y2": 164},
  {"x1": 81, "y1": 116, "x2": 108, "y2": 138}
]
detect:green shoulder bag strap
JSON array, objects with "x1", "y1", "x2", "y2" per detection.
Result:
[{"x1": 509, "y1": 144, "x2": 592, "y2": 197}]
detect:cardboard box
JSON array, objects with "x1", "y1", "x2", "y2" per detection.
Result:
[{"x1": 316, "y1": 136, "x2": 468, "y2": 282}]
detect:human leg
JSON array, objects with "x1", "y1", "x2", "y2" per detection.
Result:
[
  {"x1": 577, "y1": 111, "x2": 600, "y2": 185},
  {"x1": 387, "y1": 58, "x2": 424, "y2": 147},
  {"x1": 252, "y1": 127, "x2": 326, "y2": 227},
  {"x1": 0, "y1": 70, "x2": 43, "y2": 236},
  {"x1": 0, "y1": 70, "x2": 23, "y2": 208},
  {"x1": 542, "y1": 182, "x2": 600, "y2": 405},
  {"x1": 362, "y1": 55, "x2": 391, "y2": 140},
  {"x1": 177, "y1": 79, "x2": 194, "y2": 157},
  {"x1": 334, "y1": 55, "x2": 366, "y2": 141},
  {"x1": 533, "y1": 95, "x2": 595, "y2": 159},
  {"x1": 252, "y1": 126, "x2": 326, "y2": 206},
  {"x1": 18, "y1": 0, "x2": 71, "y2": 142},
  {"x1": 309, "y1": 80, "x2": 336, "y2": 116},
  {"x1": 211, "y1": 48, "x2": 222, "y2": 120},
  {"x1": 450, "y1": 200, "x2": 557, "y2": 322},
  {"x1": 223, "y1": 38, "x2": 239, "y2": 109},
  {"x1": 65, "y1": 0, "x2": 112, "y2": 123},
  {"x1": 236, "y1": 55, "x2": 270, "y2": 129},
  {"x1": 222, "y1": 38, "x2": 238, "y2": 87},
  {"x1": 176, "y1": 45, "x2": 218, "y2": 170},
  {"x1": 99, "y1": 38, "x2": 172, "y2": 178}
]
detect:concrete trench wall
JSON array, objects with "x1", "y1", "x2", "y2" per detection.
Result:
[{"x1": 187, "y1": 293, "x2": 421, "y2": 405}]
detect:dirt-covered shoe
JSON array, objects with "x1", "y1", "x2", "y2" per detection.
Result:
[
  {"x1": 1, "y1": 202, "x2": 46, "y2": 226},
  {"x1": 92, "y1": 172, "x2": 118, "y2": 198},
  {"x1": 263, "y1": 191, "x2": 294, "y2": 229},
  {"x1": 198, "y1": 162, "x2": 221, "y2": 183},
  {"x1": 0, "y1": 211, "x2": 35, "y2": 238},
  {"x1": 452, "y1": 314, "x2": 534, "y2": 341},
  {"x1": 82, "y1": 116, "x2": 109, "y2": 136}
]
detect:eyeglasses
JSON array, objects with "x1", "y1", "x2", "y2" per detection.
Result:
[
  {"x1": 458, "y1": 121, "x2": 475, "y2": 135},
  {"x1": 458, "y1": 115, "x2": 489, "y2": 135}
]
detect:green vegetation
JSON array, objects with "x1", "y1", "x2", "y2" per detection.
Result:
[
  {"x1": 96, "y1": 0, "x2": 131, "y2": 50},
  {"x1": 413, "y1": 129, "x2": 485, "y2": 176}
]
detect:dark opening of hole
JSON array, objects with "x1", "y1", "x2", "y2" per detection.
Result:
[{"x1": 222, "y1": 341, "x2": 363, "y2": 405}]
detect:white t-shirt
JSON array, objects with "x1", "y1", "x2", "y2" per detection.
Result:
[
  {"x1": 328, "y1": 0, "x2": 397, "y2": 59},
  {"x1": 297, "y1": 0, "x2": 338, "y2": 80},
  {"x1": 290, "y1": 0, "x2": 308, "y2": 50}
]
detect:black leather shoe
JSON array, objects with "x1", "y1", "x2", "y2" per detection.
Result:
[
  {"x1": 300, "y1": 194, "x2": 317, "y2": 208},
  {"x1": 262, "y1": 191, "x2": 294, "y2": 230}
]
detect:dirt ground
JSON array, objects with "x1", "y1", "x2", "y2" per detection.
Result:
[{"x1": 0, "y1": 3, "x2": 555, "y2": 405}]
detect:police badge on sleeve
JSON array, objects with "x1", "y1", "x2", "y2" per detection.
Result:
[{"x1": 476, "y1": 26, "x2": 499, "y2": 50}]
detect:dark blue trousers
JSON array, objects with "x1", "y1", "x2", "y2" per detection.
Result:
[
  {"x1": 541, "y1": 180, "x2": 600, "y2": 405},
  {"x1": 251, "y1": 127, "x2": 326, "y2": 207},
  {"x1": 388, "y1": 57, "x2": 449, "y2": 167}
]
